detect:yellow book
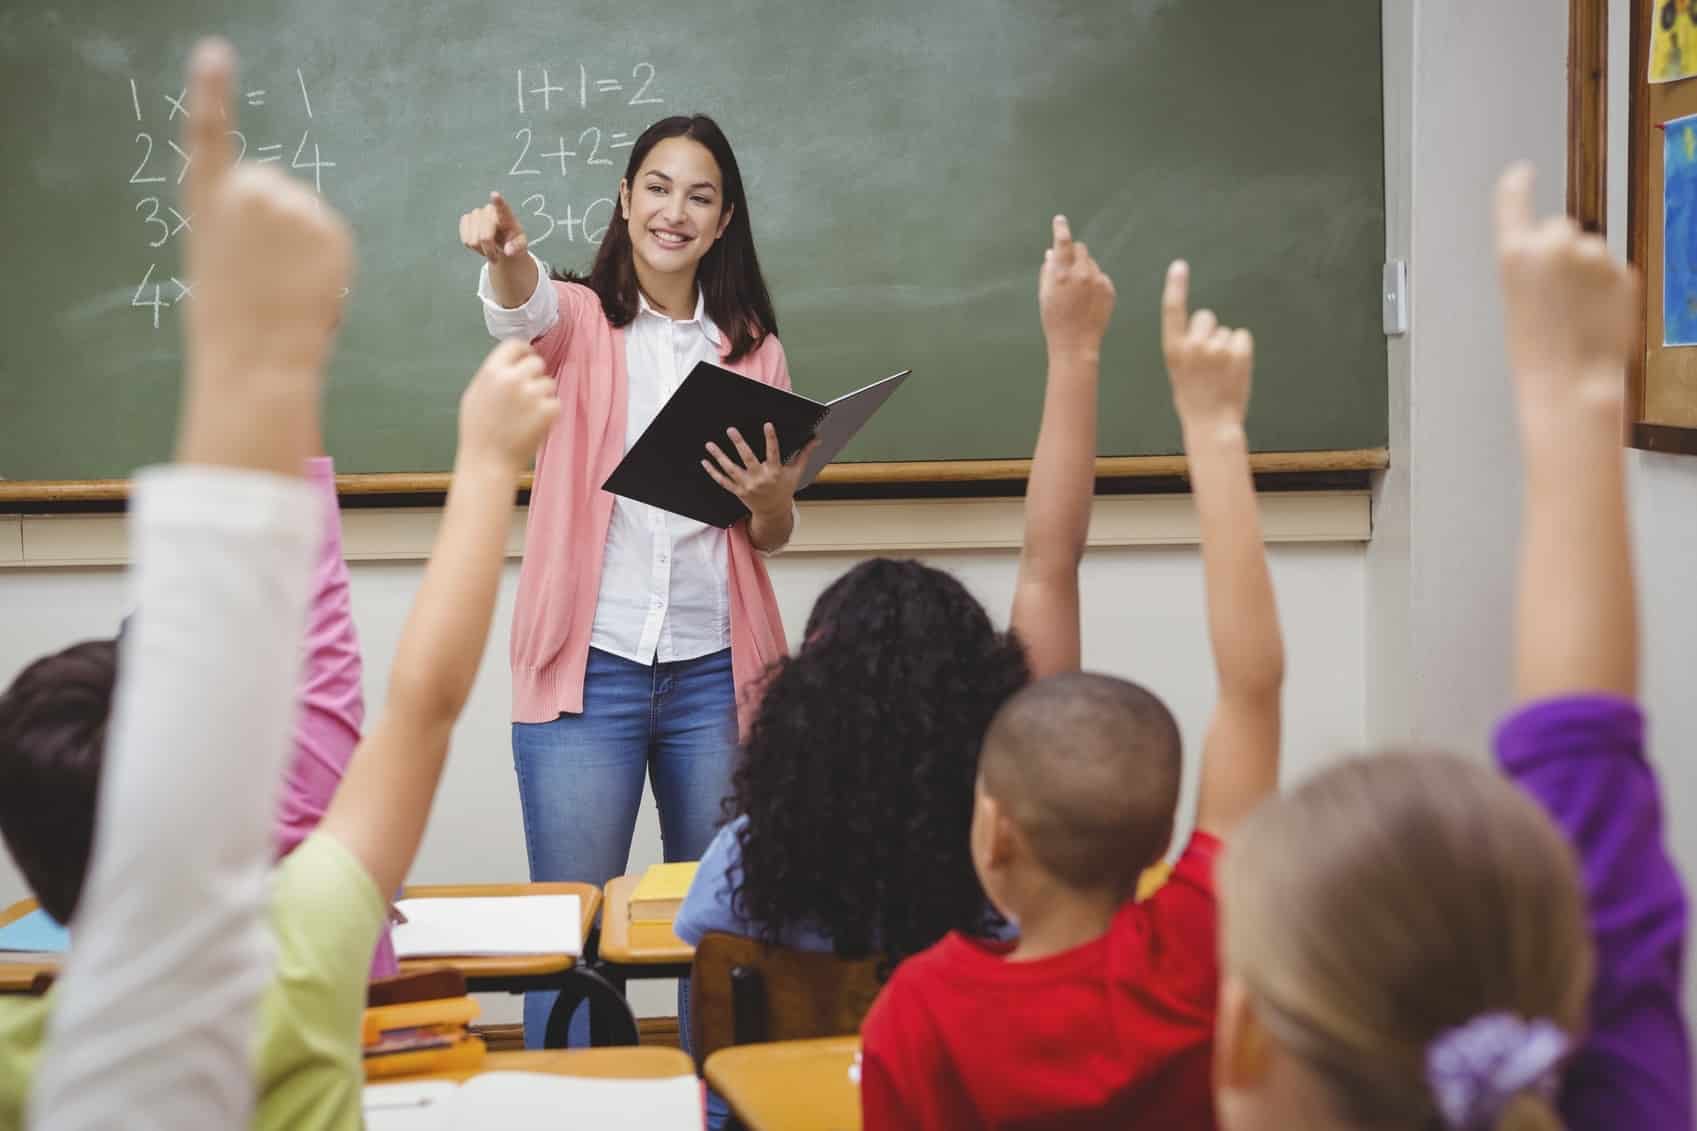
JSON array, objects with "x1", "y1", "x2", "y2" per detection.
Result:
[
  {"x1": 628, "y1": 919, "x2": 690, "y2": 951},
  {"x1": 629, "y1": 861, "x2": 699, "y2": 923}
]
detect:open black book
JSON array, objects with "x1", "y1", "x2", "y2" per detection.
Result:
[{"x1": 603, "y1": 364, "x2": 911, "y2": 527}]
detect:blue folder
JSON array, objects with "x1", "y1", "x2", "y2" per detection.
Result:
[{"x1": 0, "y1": 910, "x2": 68, "y2": 953}]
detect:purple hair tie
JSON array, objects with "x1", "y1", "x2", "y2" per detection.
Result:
[{"x1": 1426, "y1": 1013, "x2": 1570, "y2": 1130}]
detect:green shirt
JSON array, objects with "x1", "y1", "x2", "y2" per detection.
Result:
[{"x1": 0, "y1": 832, "x2": 384, "y2": 1130}]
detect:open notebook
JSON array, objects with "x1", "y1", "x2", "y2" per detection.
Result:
[
  {"x1": 390, "y1": 895, "x2": 582, "y2": 958},
  {"x1": 364, "y1": 1073, "x2": 703, "y2": 1130}
]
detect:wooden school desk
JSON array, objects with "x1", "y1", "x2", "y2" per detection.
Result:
[
  {"x1": 390, "y1": 1045, "x2": 694, "y2": 1083},
  {"x1": 0, "y1": 898, "x2": 56, "y2": 994},
  {"x1": 596, "y1": 873, "x2": 693, "y2": 978},
  {"x1": 397, "y1": 882, "x2": 639, "y2": 1047},
  {"x1": 705, "y1": 1037, "x2": 862, "y2": 1131}
]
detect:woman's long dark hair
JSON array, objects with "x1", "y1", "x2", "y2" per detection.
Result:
[
  {"x1": 553, "y1": 114, "x2": 777, "y2": 363},
  {"x1": 727, "y1": 559, "x2": 1030, "y2": 972}
]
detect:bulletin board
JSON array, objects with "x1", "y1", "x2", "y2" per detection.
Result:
[{"x1": 1628, "y1": 0, "x2": 1697, "y2": 453}]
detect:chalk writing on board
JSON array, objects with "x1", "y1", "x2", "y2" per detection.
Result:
[
  {"x1": 124, "y1": 69, "x2": 338, "y2": 330},
  {"x1": 505, "y1": 64, "x2": 666, "y2": 252},
  {"x1": 514, "y1": 63, "x2": 665, "y2": 115}
]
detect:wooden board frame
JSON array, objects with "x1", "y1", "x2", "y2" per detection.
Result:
[
  {"x1": 0, "y1": 449, "x2": 1389, "y2": 506},
  {"x1": 1622, "y1": 0, "x2": 1697, "y2": 452}
]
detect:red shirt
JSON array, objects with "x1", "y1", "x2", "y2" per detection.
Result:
[{"x1": 859, "y1": 833, "x2": 1221, "y2": 1130}]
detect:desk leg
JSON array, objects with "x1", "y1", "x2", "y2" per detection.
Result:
[{"x1": 542, "y1": 967, "x2": 639, "y2": 1049}]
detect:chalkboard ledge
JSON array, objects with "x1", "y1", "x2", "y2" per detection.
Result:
[{"x1": 0, "y1": 450, "x2": 1387, "y2": 511}]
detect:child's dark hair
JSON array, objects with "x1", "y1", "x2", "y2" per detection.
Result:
[
  {"x1": 0, "y1": 640, "x2": 118, "y2": 923},
  {"x1": 979, "y1": 672, "x2": 1183, "y2": 901},
  {"x1": 554, "y1": 114, "x2": 777, "y2": 363},
  {"x1": 726, "y1": 558, "x2": 1029, "y2": 971}
]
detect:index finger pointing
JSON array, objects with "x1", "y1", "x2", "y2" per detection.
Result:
[
  {"x1": 1052, "y1": 214, "x2": 1075, "y2": 265},
  {"x1": 1494, "y1": 162, "x2": 1536, "y2": 245},
  {"x1": 184, "y1": 37, "x2": 236, "y2": 221},
  {"x1": 1161, "y1": 260, "x2": 1190, "y2": 347},
  {"x1": 491, "y1": 191, "x2": 517, "y2": 226}
]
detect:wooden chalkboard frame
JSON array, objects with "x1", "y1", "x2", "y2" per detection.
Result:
[
  {"x1": 1620, "y1": 0, "x2": 1697, "y2": 454},
  {"x1": 0, "y1": 449, "x2": 1389, "y2": 505}
]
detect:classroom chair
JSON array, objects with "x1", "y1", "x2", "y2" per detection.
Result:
[{"x1": 688, "y1": 932, "x2": 883, "y2": 1073}]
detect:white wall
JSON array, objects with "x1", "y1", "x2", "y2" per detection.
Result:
[
  {"x1": 1609, "y1": 0, "x2": 1697, "y2": 1031},
  {"x1": 1368, "y1": 0, "x2": 1569, "y2": 756},
  {"x1": 0, "y1": 536, "x2": 1366, "y2": 1018}
]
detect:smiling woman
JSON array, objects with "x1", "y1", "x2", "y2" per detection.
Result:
[{"x1": 455, "y1": 115, "x2": 801, "y2": 1051}]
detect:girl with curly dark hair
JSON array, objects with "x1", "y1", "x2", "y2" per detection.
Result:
[{"x1": 675, "y1": 215, "x2": 1115, "y2": 972}]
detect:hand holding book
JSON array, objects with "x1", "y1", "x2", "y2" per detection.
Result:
[{"x1": 701, "y1": 423, "x2": 819, "y2": 525}]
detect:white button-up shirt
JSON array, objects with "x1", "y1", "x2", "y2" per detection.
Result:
[{"x1": 480, "y1": 257, "x2": 789, "y2": 664}]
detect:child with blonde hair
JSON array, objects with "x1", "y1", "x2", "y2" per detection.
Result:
[{"x1": 1211, "y1": 165, "x2": 1690, "y2": 1131}]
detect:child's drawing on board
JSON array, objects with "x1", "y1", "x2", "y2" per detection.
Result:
[
  {"x1": 1664, "y1": 114, "x2": 1697, "y2": 345},
  {"x1": 1652, "y1": 0, "x2": 1697, "y2": 83}
]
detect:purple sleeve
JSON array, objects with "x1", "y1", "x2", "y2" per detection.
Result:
[{"x1": 1494, "y1": 695, "x2": 1692, "y2": 1130}]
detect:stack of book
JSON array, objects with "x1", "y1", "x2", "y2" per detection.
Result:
[
  {"x1": 627, "y1": 862, "x2": 697, "y2": 950},
  {"x1": 363, "y1": 970, "x2": 486, "y2": 1080}
]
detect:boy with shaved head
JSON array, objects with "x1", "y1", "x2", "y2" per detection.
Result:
[{"x1": 859, "y1": 262, "x2": 1285, "y2": 1130}]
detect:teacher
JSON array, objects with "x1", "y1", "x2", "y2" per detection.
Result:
[{"x1": 458, "y1": 115, "x2": 803, "y2": 1048}]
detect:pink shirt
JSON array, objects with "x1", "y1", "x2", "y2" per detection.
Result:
[
  {"x1": 509, "y1": 281, "x2": 790, "y2": 733},
  {"x1": 276, "y1": 456, "x2": 396, "y2": 978}
]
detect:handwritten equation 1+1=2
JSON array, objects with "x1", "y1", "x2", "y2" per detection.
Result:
[
  {"x1": 126, "y1": 68, "x2": 338, "y2": 329},
  {"x1": 507, "y1": 62, "x2": 666, "y2": 250}
]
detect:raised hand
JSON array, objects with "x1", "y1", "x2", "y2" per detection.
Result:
[
  {"x1": 1038, "y1": 215, "x2": 1116, "y2": 358},
  {"x1": 1161, "y1": 261, "x2": 1253, "y2": 428},
  {"x1": 702, "y1": 424, "x2": 817, "y2": 522},
  {"x1": 458, "y1": 339, "x2": 560, "y2": 472},
  {"x1": 1494, "y1": 163, "x2": 1638, "y2": 406},
  {"x1": 459, "y1": 192, "x2": 531, "y2": 263},
  {"x1": 175, "y1": 38, "x2": 353, "y2": 474}
]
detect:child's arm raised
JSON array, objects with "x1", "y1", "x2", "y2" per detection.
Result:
[
  {"x1": 1497, "y1": 166, "x2": 1638, "y2": 702},
  {"x1": 34, "y1": 38, "x2": 352, "y2": 1131},
  {"x1": 1164, "y1": 263, "x2": 1284, "y2": 840},
  {"x1": 275, "y1": 455, "x2": 366, "y2": 860},
  {"x1": 1493, "y1": 164, "x2": 1692, "y2": 1129},
  {"x1": 1009, "y1": 216, "x2": 1114, "y2": 678},
  {"x1": 317, "y1": 340, "x2": 559, "y2": 901}
]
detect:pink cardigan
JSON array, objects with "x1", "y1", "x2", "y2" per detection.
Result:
[{"x1": 510, "y1": 281, "x2": 790, "y2": 734}]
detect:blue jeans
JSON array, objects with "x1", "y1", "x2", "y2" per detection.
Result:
[{"x1": 511, "y1": 646, "x2": 736, "y2": 1049}]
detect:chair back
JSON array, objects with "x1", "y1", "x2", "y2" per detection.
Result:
[{"x1": 688, "y1": 931, "x2": 883, "y2": 1070}]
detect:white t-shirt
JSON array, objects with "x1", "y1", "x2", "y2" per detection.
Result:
[{"x1": 31, "y1": 466, "x2": 319, "y2": 1130}]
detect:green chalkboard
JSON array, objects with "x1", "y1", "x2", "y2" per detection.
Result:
[{"x1": 0, "y1": 1, "x2": 1385, "y2": 482}]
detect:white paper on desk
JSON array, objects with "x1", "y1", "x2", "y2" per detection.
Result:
[
  {"x1": 362, "y1": 1080, "x2": 458, "y2": 1131},
  {"x1": 438, "y1": 1072, "x2": 704, "y2": 1128},
  {"x1": 391, "y1": 895, "x2": 582, "y2": 958}
]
